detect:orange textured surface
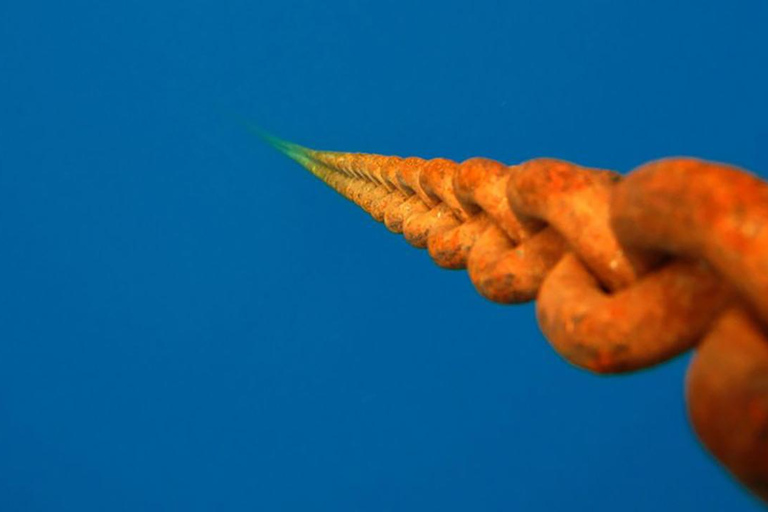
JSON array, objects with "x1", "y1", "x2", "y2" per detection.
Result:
[{"x1": 274, "y1": 141, "x2": 768, "y2": 504}]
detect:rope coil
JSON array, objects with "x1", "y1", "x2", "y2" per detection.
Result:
[{"x1": 264, "y1": 133, "x2": 768, "y2": 503}]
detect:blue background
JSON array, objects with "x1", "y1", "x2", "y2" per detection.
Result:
[{"x1": 2, "y1": 1, "x2": 766, "y2": 510}]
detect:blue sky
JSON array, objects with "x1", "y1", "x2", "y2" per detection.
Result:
[{"x1": 1, "y1": 1, "x2": 767, "y2": 510}]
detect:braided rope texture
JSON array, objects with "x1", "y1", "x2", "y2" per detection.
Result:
[{"x1": 263, "y1": 133, "x2": 768, "y2": 503}]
